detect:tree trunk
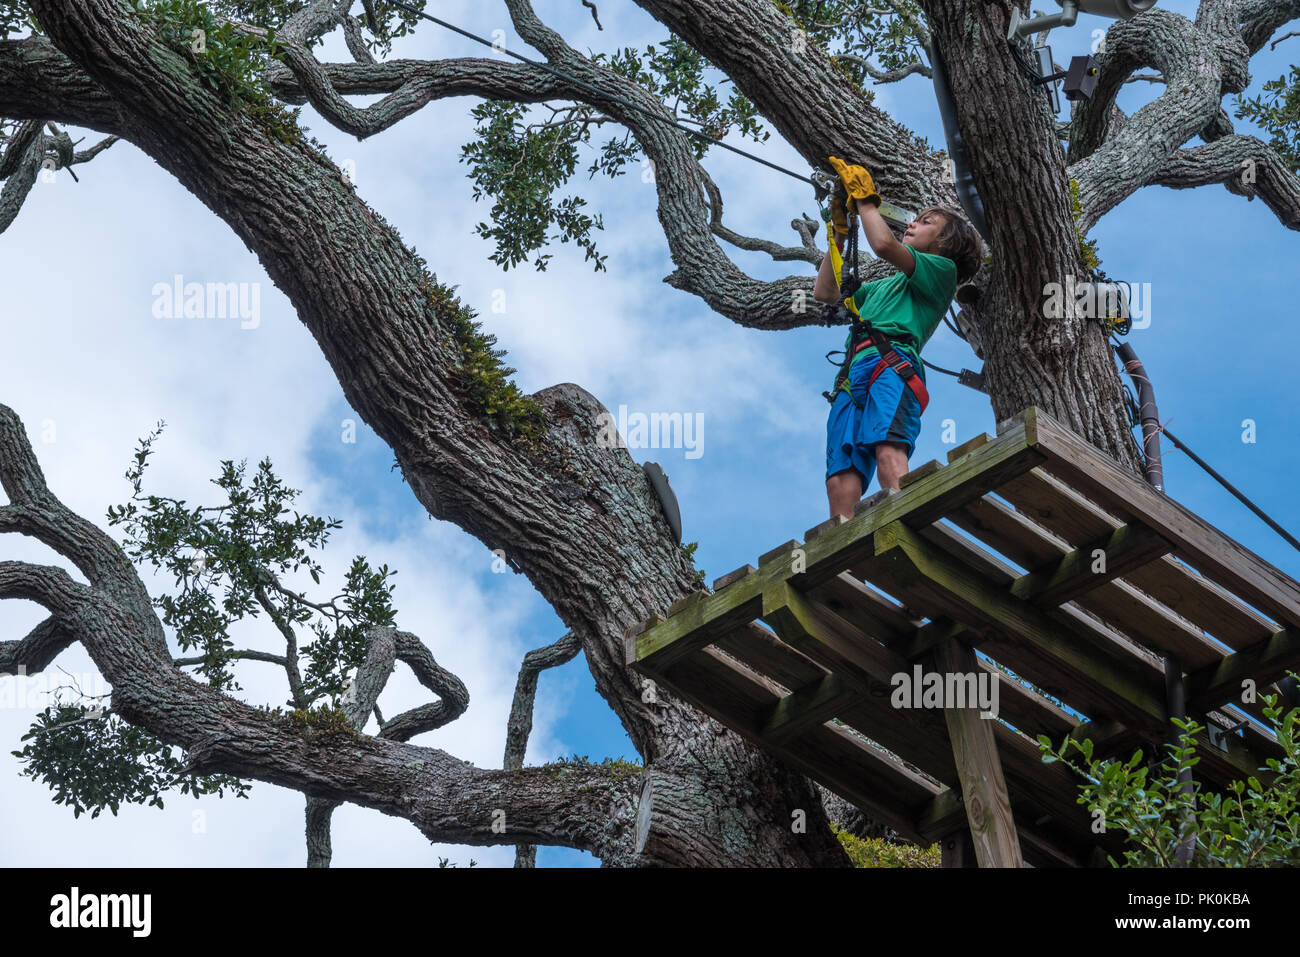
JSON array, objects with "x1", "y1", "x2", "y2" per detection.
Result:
[{"x1": 917, "y1": 1, "x2": 1143, "y2": 470}]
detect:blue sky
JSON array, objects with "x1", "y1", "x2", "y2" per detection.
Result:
[{"x1": 1, "y1": 0, "x2": 1296, "y2": 867}]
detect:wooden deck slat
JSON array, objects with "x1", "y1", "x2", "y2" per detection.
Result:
[
  {"x1": 1010, "y1": 522, "x2": 1173, "y2": 607},
  {"x1": 711, "y1": 621, "x2": 825, "y2": 691}
]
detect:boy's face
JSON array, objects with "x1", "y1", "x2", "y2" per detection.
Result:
[{"x1": 901, "y1": 210, "x2": 947, "y2": 255}]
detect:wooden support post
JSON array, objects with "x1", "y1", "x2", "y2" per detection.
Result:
[
  {"x1": 933, "y1": 636, "x2": 1024, "y2": 868},
  {"x1": 1165, "y1": 657, "x2": 1197, "y2": 867},
  {"x1": 940, "y1": 828, "x2": 979, "y2": 868}
]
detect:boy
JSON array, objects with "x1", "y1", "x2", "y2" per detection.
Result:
[{"x1": 813, "y1": 160, "x2": 983, "y2": 520}]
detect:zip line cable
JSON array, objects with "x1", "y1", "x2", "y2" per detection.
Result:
[{"x1": 381, "y1": 0, "x2": 814, "y2": 185}]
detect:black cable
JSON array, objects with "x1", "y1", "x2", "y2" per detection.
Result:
[
  {"x1": 921, "y1": 357, "x2": 962, "y2": 378},
  {"x1": 1111, "y1": 337, "x2": 1300, "y2": 555},
  {"x1": 942, "y1": 304, "x2": 967, "y2": 342},
  {"x1": 1159, "y1": 425, "x2": 1300, "y2": 555},
  {"x1": 382, "y1": 0, "x2": 814, "y2": 185}
]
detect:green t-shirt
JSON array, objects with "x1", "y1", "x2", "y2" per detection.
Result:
[{"x1": 841, "y1": 245, "x2": 958, "y2": 372}]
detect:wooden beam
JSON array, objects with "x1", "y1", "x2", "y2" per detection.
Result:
[
  {"x1": 1010, "y1": 522, "x2": 1172, "y2": 606},
  {"x1": 1187, "y1": 626, "x2": 1300, "y2": 713},
  {"x1": 761, "y1": 579, "x2": 909, "y2": 684},
  {"x1": 933, "y1": 636, "x2": 1024, "y2": 867},
  {"x1": 760, "y1": 672, "x2": 856, "y2": 745},
  {"x1": 940, "y1": 828, "x2": 979, "y2": 868}
]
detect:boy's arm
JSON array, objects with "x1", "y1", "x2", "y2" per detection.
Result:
[
  {"x1": 856, "y1": 201, "x2": 916, "y2": 277},
  {"x1": 813, "y1": 239, "x2": 843, "y2": 303}
]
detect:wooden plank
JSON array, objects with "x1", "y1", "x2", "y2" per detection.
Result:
[
  {"x1": 947, "y1": 432, "x2": 992, "y2": 463},
  {"x1": 711, "y1": 621, "x2": 825, "y2": 692},
  {"x1": 1031, "y1": 409, "x2": 1300, "y2": 632},
  {"x1": 712, "y1": 563, "x2": 756, "y2": 592},
  {"x1": 761, "y1": 580, "x2": 909, "y2": 686},
  {"x1": 933, "y1": 637, "x2": 1023, "y2": 867},
  {"x1": 758, "y1": 539, "x2": 801, "y2": 569},
  {"x1": 918, "y1": 520, "x2": 1024, "y2": 584},
  {"x1": 760, "y1": 672, "x2": 856, "y2": 745},
  {"x1": 1124, "y1": 557, "x2": 1277, "y2": 650},
  {"x1": 985, "y1": 663, "x2": 1079, "y2": 740},
  {"x1": 949, "y1": 494, "x2": 1070, "y2": 570},
  {"x1": 805, "y1": 572, "x2": 914, "y2": 644},
  {"x1": 900, "y1": 458, "x2": 943, "y2": 489},
  {"x1": 1080, "y1": 581, "x2": 1226, "y2": 669}
]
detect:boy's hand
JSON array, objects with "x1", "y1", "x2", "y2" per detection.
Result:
[{"x1": 827, "y1": 156, "x2": 882, "y2": 207}]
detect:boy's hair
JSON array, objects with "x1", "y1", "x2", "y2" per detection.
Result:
[{"x1": 916, "y1": 205, "x2": 984, "y2": 285}]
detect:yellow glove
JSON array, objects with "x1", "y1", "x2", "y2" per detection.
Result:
[
  {"x1": 827, "y1": 156, "x2": 882, "y2": 208},
  {"x1": 829, "y1": 180, "x2": 850, "y2": 236}
]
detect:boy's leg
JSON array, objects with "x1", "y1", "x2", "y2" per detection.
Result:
[
  {"x1": 874, "y1": 441, "x2": 910, "y2": 490},
  {"x1": 825, "y1": 382, "x2": 875, "y2": 519},
  {"x1": 826, "y1": 468, "x2": 863, "y2": 520}
]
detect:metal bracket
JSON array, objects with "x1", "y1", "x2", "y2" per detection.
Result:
[
  {"x1": 1206, "y1": 719, "x2": 1249, "y2": 753},
  {"x1": 958, "y1": 369, "x2": 988, "y2": 394}
]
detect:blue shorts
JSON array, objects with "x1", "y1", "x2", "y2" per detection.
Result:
[{"x1": 825, "y1": 352, "x2": 924, "y2": 487}]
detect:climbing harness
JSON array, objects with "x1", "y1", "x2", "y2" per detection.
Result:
[{"x1": 819, "y1": 180, "x2": 930, "y2": 415}]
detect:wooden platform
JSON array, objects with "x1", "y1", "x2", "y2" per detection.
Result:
[{"x1": 624, "y1": 407, "x2": 1300, "y2": 867}]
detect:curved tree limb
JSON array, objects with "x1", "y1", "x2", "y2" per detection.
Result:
[
  {"x1": 1152, "y1": 133, "x2": 1300, "y2": 228},
  {"x1": 0, "y1": 616, "x2": 80, "y2": 676},
  {"x1": 503, "y1": 630, "x2": 582, "y2": 867}
]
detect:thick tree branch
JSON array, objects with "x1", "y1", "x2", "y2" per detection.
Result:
[
  {"x1": 1239, "y1": 0, "x2": 1300, "y2": 55},
  {"x1": 1069, "y1": 3, "x2": 1300, "y2": 234},
  {"x1": 1069, "y1": 11, "x2": 1226, "y2": 227},
  {"x1": 0, "y1": 35, "x2": 123, "y2": 133},
  {"x1": 1152, "y1": 133, "x2": 1300, "y2": 228},
  {"x1": 0, "y1": 119, "x2": 42, "y2": 233},
  {"x1": 0, "y1": 561, "x2": 89, "y2": 615},
  {"x1": 0, "y1": 615, "x2": 79, "y2": 676}
]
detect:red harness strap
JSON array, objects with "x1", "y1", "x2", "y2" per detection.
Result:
[{"x1": 851, "y1": 338, "x2": 930, "y2": 414}]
